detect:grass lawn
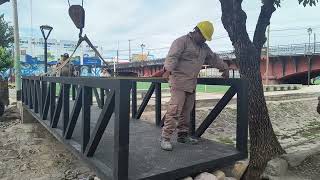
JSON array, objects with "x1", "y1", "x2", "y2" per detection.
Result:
[
  {"x1": 137, "y1": 82, "x2": 229, "y2": 93},
  {"x1": 52, "y1": 82, "x2": 228, "y2": 96},
  {"x1": 196, "y1": 84, "x2": 229, "y2": 93}
]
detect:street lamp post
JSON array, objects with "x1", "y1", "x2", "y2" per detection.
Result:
[
  {"x1": 128, "y1": 39, "x2": 131, "y2": 62},
  {"x1": 140, "y1": 43, "x2": 145, "y2": 61},
  {"x1": 307, "y1": 28, "x2": 312, "y2": 86},
  {"x1": 10, "y1": 0, "x2": 22, "y2": 101},
  {"x1": 40, "y1": 25, "x2": 53, "y2": 73}
]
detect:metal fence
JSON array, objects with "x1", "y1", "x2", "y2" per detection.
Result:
[
  {"x1": 268, "y1": 42, "x2": 320, "y2": 56},
  {"x1": 219, "y1": 42, "x2": 320, "y2": 59}
]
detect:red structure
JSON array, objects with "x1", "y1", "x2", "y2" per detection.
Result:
[
  {"x1": 113, "y1": 42, "x2": 320, "y2": 84},
  {"x1": 115, "y1": 54, "x2": 320, "y2": 85},
  {"x1": 261, "y1": 55, "x2": 320, "y2": 84}
]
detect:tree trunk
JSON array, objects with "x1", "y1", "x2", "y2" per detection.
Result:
[
  {"x1": 239, "y1": 47, "x2": 286, "y2": 180},
  {"x1": 218, "y1": 0, "x2": 286, "y2": 179}
]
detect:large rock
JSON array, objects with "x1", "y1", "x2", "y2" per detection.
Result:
[
  {"x1": 211, "y1": 170, "x2": 225, "y2": 180},
  {"x1": 225, "y1": 177, "x2": 237, "y2": 180},
  {"x1": 219, "y1": 165, "x2": 234, "y2": 177},
  {"x1": 194, "y1": 172, "x2": 217, "y2": 180},
  {"x1": 0, "y1": 106, "x2": 20, "y2": 122},
  {"x1": 180, "y1": 177, "x2": 193, "y2": 180},
  {"x1": 261, "y1": 175, "x2": 304, "y2": 180},
  {"x1": 282, "y1": 145, "x2": 320, "y2": 167},
  {"x1": 232, "y1": 160, "x2": 248, "y2": 180},
  {"x1": 264, "y1": 158, "x2": 288, "y2": 176}
]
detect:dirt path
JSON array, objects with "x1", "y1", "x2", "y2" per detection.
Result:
[{"x1": 0, "y1": 107, "x2": 96, "y2": 180}]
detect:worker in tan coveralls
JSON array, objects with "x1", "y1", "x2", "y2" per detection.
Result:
[
  {"x1": 59, "y1": 53, "x2": 75, "y2": 77},
  {"x1": 160, "y1": 21, "x2": 229, "y2": 151}
]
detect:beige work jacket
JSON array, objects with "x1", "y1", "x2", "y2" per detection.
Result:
[{"x1": 164, "y1": 33, "x2": 228, "y2": 92}]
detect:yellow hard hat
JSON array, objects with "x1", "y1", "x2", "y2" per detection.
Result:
[{"x1": 197, "y1": 21, "x2": 214, "y2": 41}]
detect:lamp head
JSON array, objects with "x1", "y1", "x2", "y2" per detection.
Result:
[{"x1": 40, "y1": 25, "x2": 53, "y2": 39}]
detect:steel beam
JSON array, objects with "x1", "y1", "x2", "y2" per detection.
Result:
[
  {"x1": 195, "y1": 86, "x2": 237, "y2": 137},
  {"x1": 131, "y1": 81, "x2": 137, "y2": 119},
  {"x1": 42, "y1": 83, "x2": 51, "y2": 120},
  {"x1": 113, "y1": 80, "x2": 131, "y2": 180},
  {"x1": 62, "y1": 84, "x2": 70, "y2": 135},
  {"x1": 51, "y1": 87, "x2": 63, "y2": 128},
  {"x1": 155, "y1": 83, "x2": 161, "y2": 126},
  {"x1": 135, "y1": 83, "x2": 155, "y2": 119},
  {"x1": 85, "y1": 90, "x2": 115, "y2": 157},
  {"x1": 82, "y1": 86, "x2": 91, "y2": 153},
  {"x1": 64, "y1": 88, "x2": 82, "y2": 139},
  {"x1": 236, "y1": 81, "x2": 249, "y2": 154}
]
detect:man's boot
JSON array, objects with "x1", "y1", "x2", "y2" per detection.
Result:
[
  {"x1": 177, "y1": 133, "x2": 199, "y2": 144},
  {"x1": 160, "y1": 138, "x2": 173, "y2": 151}
]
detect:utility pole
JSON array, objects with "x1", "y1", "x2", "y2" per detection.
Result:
[
  {"x1": 117, "y1": 41, "x2": 119, "y2": 64},
  {"x1": 307, "y1": 28, "x2": 312, "y2": 86},
  {"x1": 114, "y1": 41, "x2": 119, "y2": 77},
  {"x1": 12, "y1": 0, "x2": 21, "y2": 101},
  {"x1": 313, "y1": 33, "x2": 316, "y2": 84},
  {"x1": 314, "y1": 33, "x2": 316, "y2": 54},
  {"x1": 30, "y1": 0, "x2": 33, "y2": 56},
  {"x1": 266, "y1": 25, "x2": 270, "y2": 85},
  {"x1": 116, "y1": 49, "x2": 119, "y2": 73},
  {"x1": 113, "y1": 57, "x2": 116, "y2": 77},
  {"x1": 128, "y1": 39, "x2": 131, "y2": 62}
]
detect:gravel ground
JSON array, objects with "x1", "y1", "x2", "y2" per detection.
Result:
[
  {"x1": 198, "y1": 98, "x2": 320, "y2": 180},
  {"x1": 198, "y1": 98, "x2": 320, "y2": 151},
  {"x1": 0, "y1": 106, "x2": 97, "y2": 180},
  {"x1": 289, "y1": 152, "x2": 320, "y2": 180}
]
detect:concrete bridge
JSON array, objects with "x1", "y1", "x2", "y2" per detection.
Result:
[{"x1": 113, "y1": 42, "x2": 320, "y2": 84}]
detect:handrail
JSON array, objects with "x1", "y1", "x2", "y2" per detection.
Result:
[{"x1": 22, "y1": 76, "x2": 131, "y2": 180}]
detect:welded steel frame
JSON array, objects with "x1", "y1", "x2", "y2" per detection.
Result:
[{"x1": 21, "y1": 76, "x2": 248, "y2": 180}]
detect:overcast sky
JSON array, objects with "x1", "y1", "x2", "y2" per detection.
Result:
[{"x1": 0, "y1": 0, "x2": 319, "y2": 58}]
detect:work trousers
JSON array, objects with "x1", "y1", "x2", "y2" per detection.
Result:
[{"x1": 161, "y1": 88, "x2": 195, "y2": 140}]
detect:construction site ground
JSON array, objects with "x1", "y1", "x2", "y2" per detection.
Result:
[{"x1": 0, "y1": 85, "x2": 319, "y2": 180}]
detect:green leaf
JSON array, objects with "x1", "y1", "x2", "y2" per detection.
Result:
[
  {"x1": 0, "y1": 46, "x2": 13, "y2": 72},
  {"x1": 298, "y1": 0, "x2": 319, "y2": 6},
  {"x1": 0, "y1": 14, "x2": 14, "y2": 48}
]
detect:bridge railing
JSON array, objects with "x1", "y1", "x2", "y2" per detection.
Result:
[
  {"x1": 22, "y1": 76, "x2": 132, "y2": 179},
  {"x1": 268, "y1": 42, "x2": 320, "y2": 56},
  {"x1": 21, "y1": 76, "x2": 248, "y2": 180},
  {"x1": 130, "y1": 78, "x2": 248, "y2": 152}
]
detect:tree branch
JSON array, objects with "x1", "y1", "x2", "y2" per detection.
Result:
[
  {"x1": 219, "y1": 0, "x2": 251, "y2": 47},
  {"x1": 253, "y1": 1, "x2": 276, "y2": 50}
]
